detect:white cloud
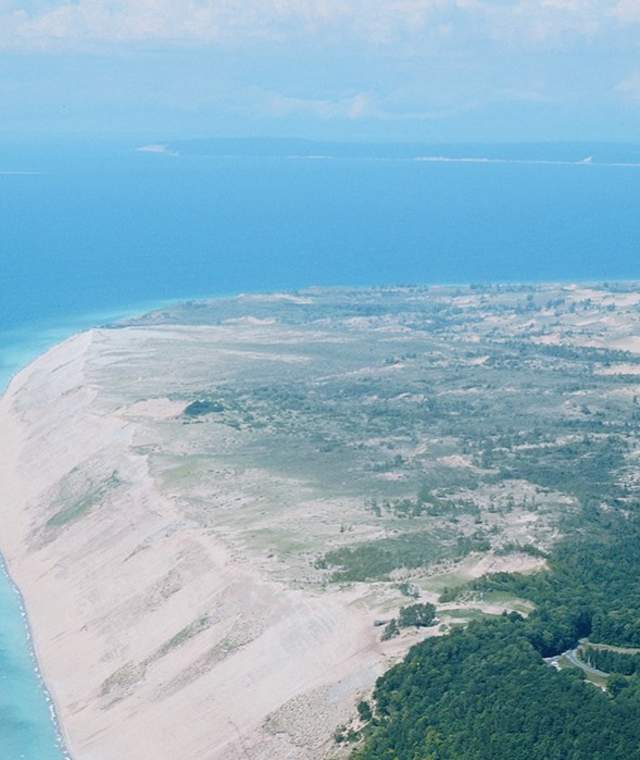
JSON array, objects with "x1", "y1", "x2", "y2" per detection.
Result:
[
  {"x1": 264, "y1": 89, "x2": 473, "y2": 121},
  {"x1": 0, "y1": 0, "x2": 635, "y2": 50},
  {"x1": 266, "y1": 92, "x2": 374, "y2": 120},
  {"x1": 0, "y1": 0, "x2": 449, "y2": 48},
  {"x1": 136, "y1": 143, "x2": 179, "y2": 154},
  {"x1": 613, "y1": 0, "x2": 640, "y2": 23},
  {"x1": 616, "y1": 71, "x2": 640, "y2": 101},
  {"x1": 458, "y1": 0, "x2": 605, "y2": 44}
]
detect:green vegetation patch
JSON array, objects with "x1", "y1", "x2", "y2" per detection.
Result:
[
  {"x1": 183, "y1": 399, "x2": 224, "y2": 417},
  {"x1": 443, "y1": 608, "x2": 493, "y2": 622},
  {"x1": 46, "y1": 471, "x2": 121, "y2": 529},
  {"x1": 580, "y1": 645, "x2": 640, "y2": 676},
  {"x1": 495, "y1": 542, "x2": 549, "y2": 558},
  {"x1": 398, "y1": 602, "x2": 437, "y2": 628},
  {"x1": 153, "y1": 615, "x2": 210, "y2": 661},
  {"x1": 100, "y1": 661, "x2": 146, "y2": 701},
  {"x1": 396, "y1": 581, "x2": 420, "y2": 598},
  {"x1": 318, "y1": 530, "x2": 488, "y2": 582},
  {"x1": 499, "y1": 435, "x2": 628, "y2": 508}
]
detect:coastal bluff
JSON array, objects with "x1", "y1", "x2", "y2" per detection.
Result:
[{"x1": 0, "y1": 322, "x2": 391, "y2": 759}]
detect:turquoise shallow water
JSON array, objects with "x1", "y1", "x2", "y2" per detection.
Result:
[
  {"x1": 0, "y1": 560, "x2": 69, "y2": 760},
  {"x1": 1, "y1": 140, "x2": 640, "y2": 757},
  {"x1": 0, "y1": 301, "x2": 173, "y2": 392}
]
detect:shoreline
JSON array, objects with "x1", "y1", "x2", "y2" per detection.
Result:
[
  {"x1": 0, "y1": 295, "x2": 192, "y2": 395},
  {"x1": 0, "y1": 556, "x2": 74, "y2": 760},
  {"x1": 0, "y1": 296, "x2": 202, "y2": 760}
]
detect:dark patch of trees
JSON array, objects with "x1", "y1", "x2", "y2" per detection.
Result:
[
  {"x1": 582, "y1": 647, "x2": 640, "y2": 676},
  {"x1": 184, "y1": 399, "x2": 224, "y2": 417},
  {"x1": 354, "y1": 616, "x2": 640, "y2": 760},
  {"x1": 398, "y1": 603, "x2": 437, "y2": 629},
  {"x1": 352, "y1": 512, "x2": 640, "y2": 759}
]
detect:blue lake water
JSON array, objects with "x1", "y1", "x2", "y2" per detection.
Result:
[{"x1": 1, "y1": 140, "x2": 640, "y2": 757}]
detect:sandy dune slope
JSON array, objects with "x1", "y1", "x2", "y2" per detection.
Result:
[{"x1": 0, "y1": 326, "x2": 408, "y2": 760}]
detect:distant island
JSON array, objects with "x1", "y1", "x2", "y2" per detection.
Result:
[
  {"x1": 2, "y1": 283, "x2": 640, "y2": 759},
  {"x1": 151, "y1": 137, "x2": 640, "y2": 166}
]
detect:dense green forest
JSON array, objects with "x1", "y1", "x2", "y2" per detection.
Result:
[
  {"x1": 352, "y1": 511, "x2": 640, "y2": 759},
  {"x1": 450, "y1": 512, "x2": 640, "y2": 650},
  {"x1": 353, "y1": 616, "x2": 640, "y2": 760},
  {"x1": 581, "y1": 646, "x2": 640, "y2": 676}
]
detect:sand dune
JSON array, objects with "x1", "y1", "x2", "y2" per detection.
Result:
[{"x1": 0, "y1": 327, "x2": 405, "y2": 760}]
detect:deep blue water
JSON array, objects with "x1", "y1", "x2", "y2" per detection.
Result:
[
  {"x1": 1, "y1": 140, "x2": 640, "y2": 758},
  {"x1": 3, "y1": 141, "x2": 640, "y2": 334}
]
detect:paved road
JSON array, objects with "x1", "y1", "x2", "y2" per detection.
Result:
[{"x1": 563, "y1": 648, "x2": 609, "y2": 678}]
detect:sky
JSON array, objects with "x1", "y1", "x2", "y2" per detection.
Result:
[{"x1": 1, "y1": 0, "x2": 640, "y2": 142}]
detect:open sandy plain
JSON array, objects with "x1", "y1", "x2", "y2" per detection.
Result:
[{"x1": 2, "y1": 283, "x2": 640, "y2": 759}]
